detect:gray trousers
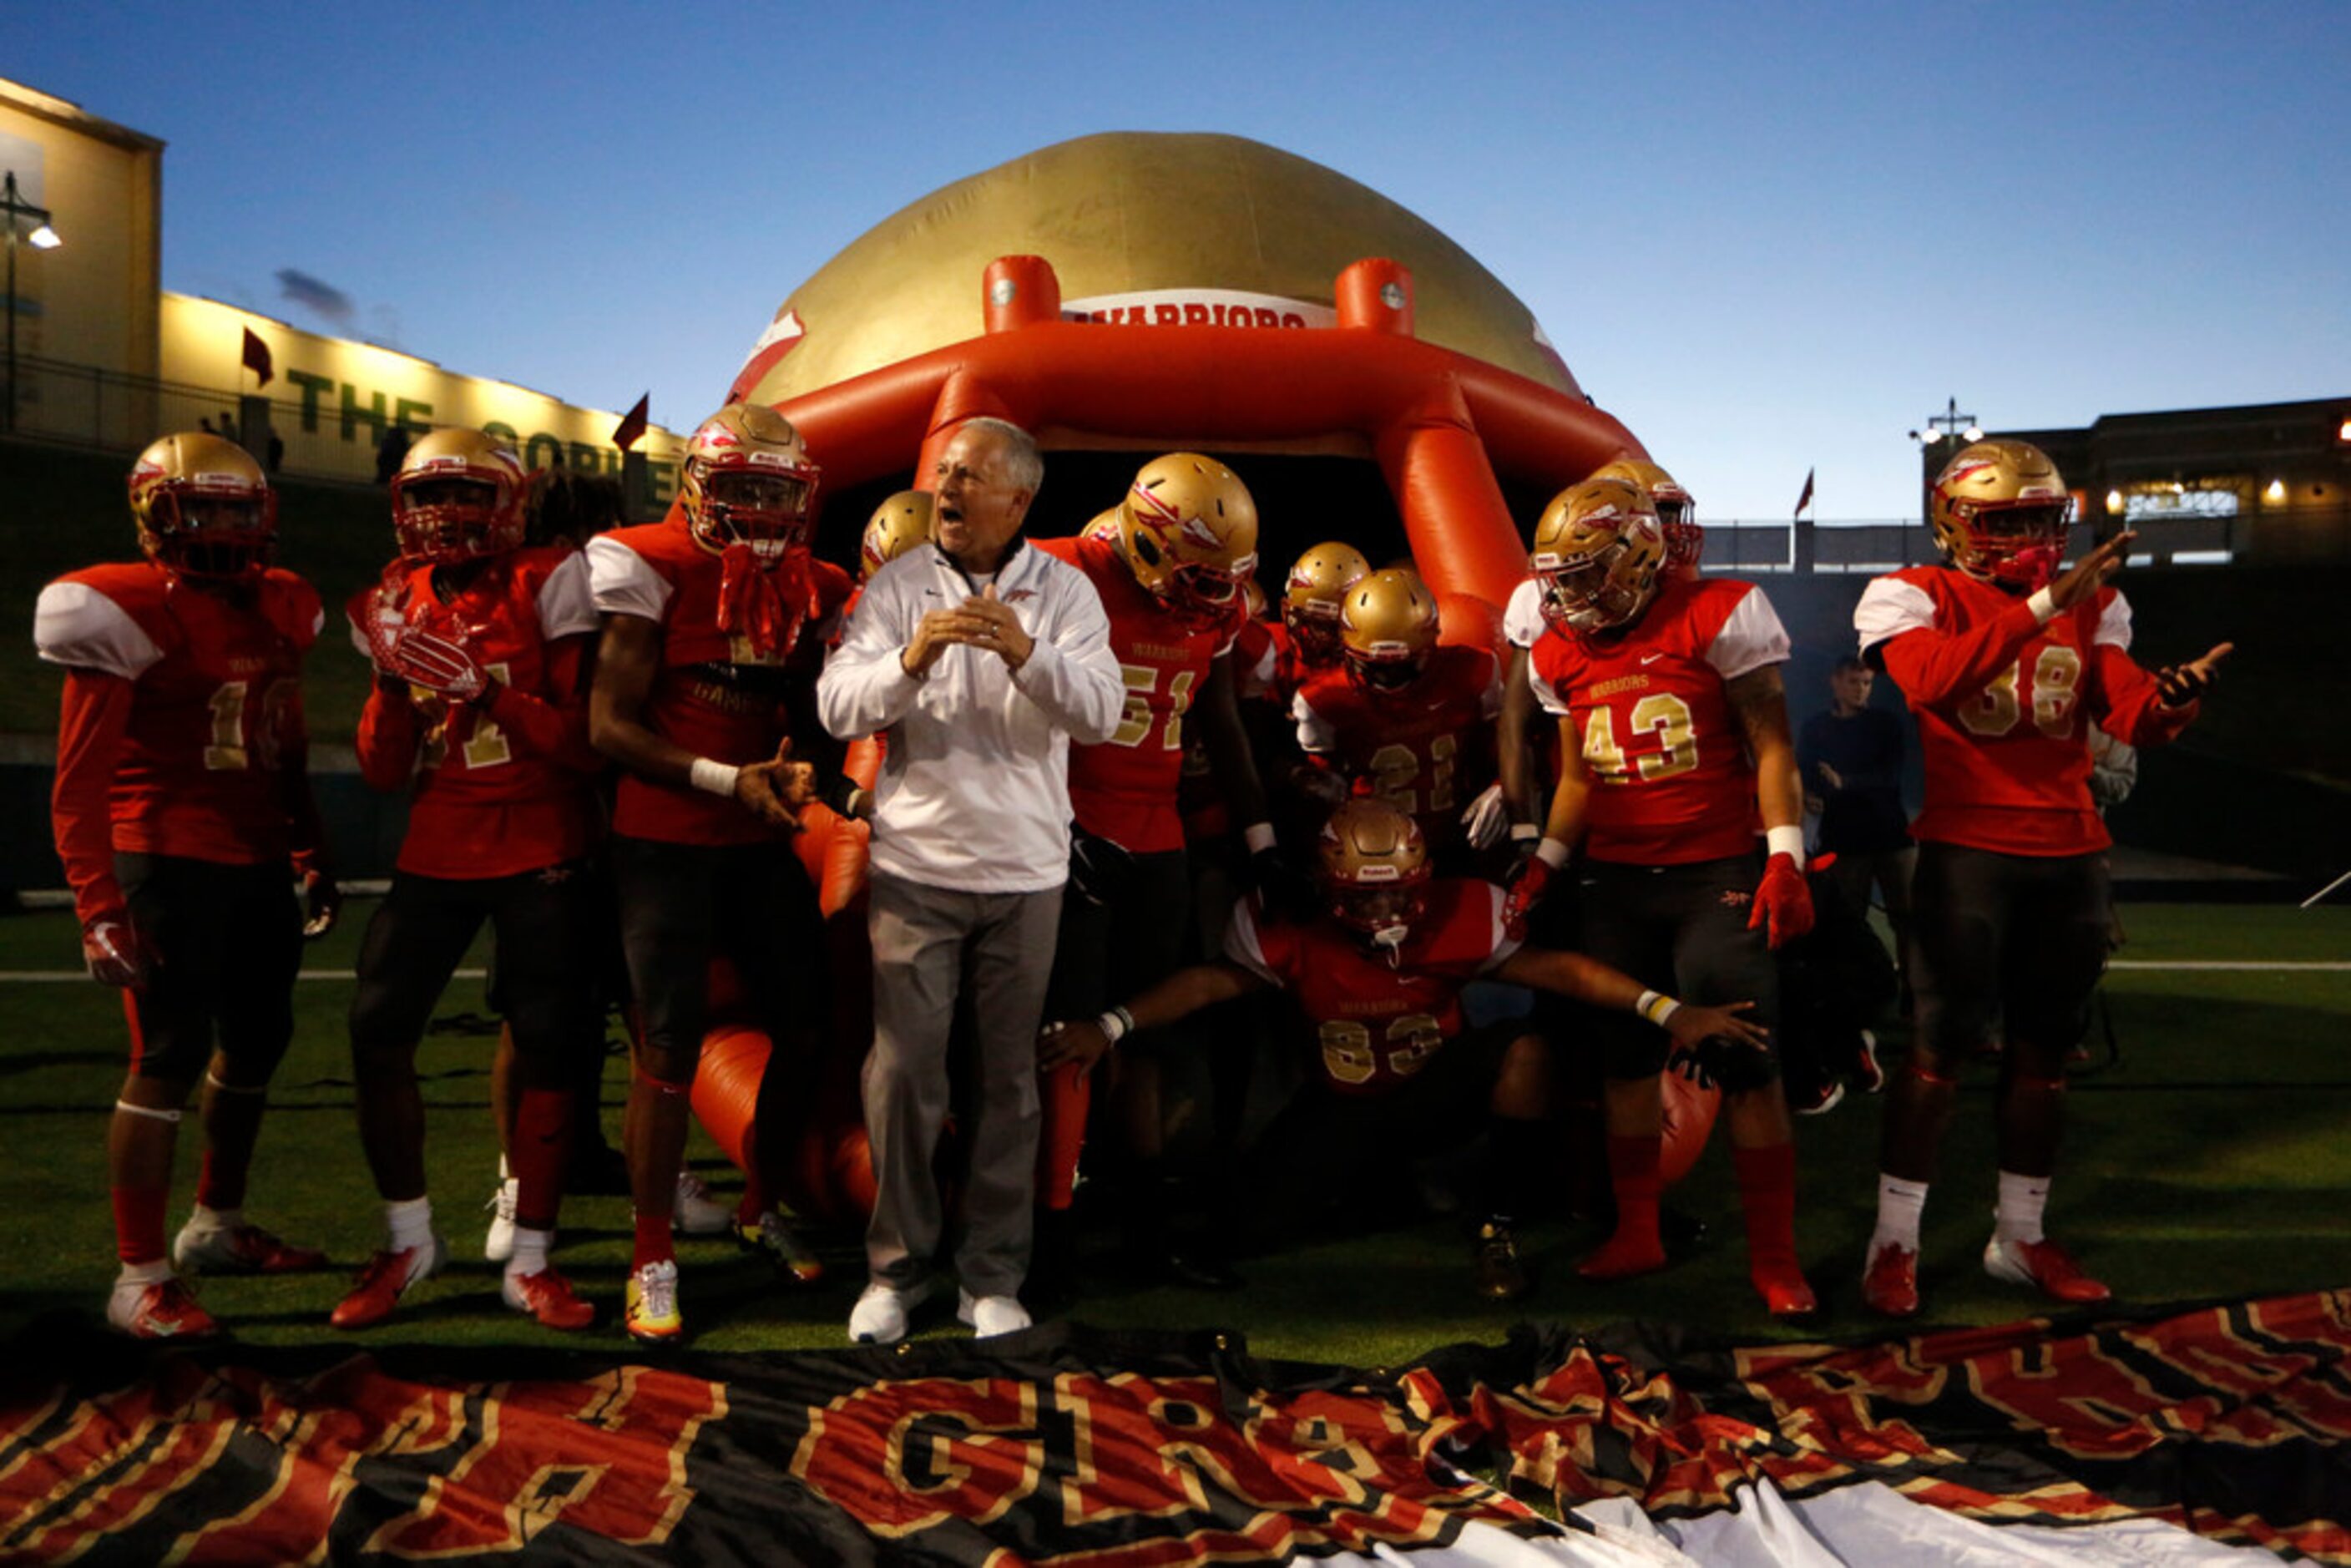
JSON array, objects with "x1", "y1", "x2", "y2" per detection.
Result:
[{"x1": 862, "y1": 871, "x2": 1062, "y2": 1297}]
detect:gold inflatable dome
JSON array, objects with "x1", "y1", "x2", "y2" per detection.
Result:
[{"x1": 733, "y1": 131, "x2": 1579, "y2": 407}]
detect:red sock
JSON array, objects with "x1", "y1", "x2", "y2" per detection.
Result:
[
  {"x1": 113, "y1": 1185, "x2": 169, "y2": 1266},
  {"x1": 195, "y1": 1084, "x2": 265, "y2": 1212},
  {"x1": 510, "y1": 1087, "x2": 574, "y2": 1233},
  {"x1": 1735, "y1": 1141, "x2": 1813, "y2": 1313},
  {"x1": 632, "y1": 1211, "x2": 675, "y2": 1271},
  {"x1": 1037, "y1": 1061, "x2": 1091, "y2": 1213},
  {"x1": 1580, "y1": 1135, "x2": 1666, "y2": 1279}
]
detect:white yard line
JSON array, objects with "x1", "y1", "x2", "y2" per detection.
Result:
[{"x1": 2106, "y1": 960, "x2": 2351, "y2": 972}]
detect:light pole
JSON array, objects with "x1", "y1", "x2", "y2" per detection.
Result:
[
  {"x1": 1907, "y1": 396, "x2": 1981, "y2": 449},
  {"x1": 3, "y1": 170, "x2": 63, "y2": 434}
]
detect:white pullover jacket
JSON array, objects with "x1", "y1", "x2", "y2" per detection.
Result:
[{"x1": 817, "y1": 539, "x2": 1122, "y2": 893}]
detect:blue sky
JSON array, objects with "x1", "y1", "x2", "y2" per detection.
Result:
[{"x1": 8, "y1": 1, "x2": 2345, "y2": 519}]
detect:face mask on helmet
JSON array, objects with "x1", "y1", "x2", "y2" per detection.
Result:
[
  {"x1": 1655, "y1": 502, "x2": 1703, "y2": 572},
  {"x1": 1530, "y1": 478, "x2": 1666, "y2": 641},
  {"x1": 392, "y1": 476, "x2": 513, "y2": 562},
  {"x1": 693, "y1": 463, "x2": 816, "y2": 562},
  {"x1": 1958, "y1": 502, "x2": 2070, "y2": 591},
  {"x1": 1327, "y1": 878, "x2": 1428, "y2": 953},
  {"x1": 1930, "y1": 440, "x2": 2072, "y2": 594},
  {"x1": 1537, "y1": 547, "x2": 1650, "y2": 638},
  {"x1": 129, "y1": 433, "x2": 279, "y2": 579}
]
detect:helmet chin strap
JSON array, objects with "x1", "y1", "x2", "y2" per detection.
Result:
[{"x1": 1369, "y1": 922, "x2": 1409, "y2": 965}]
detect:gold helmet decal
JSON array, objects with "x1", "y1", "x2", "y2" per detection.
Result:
[
  {"x1": 391, "y1": 427, "x2": 529, "y2": 564},
  {"x1": 1529, "y1": 477, "x2": 1666, "y2": 640},
  {"x1": 1595, "y1": 458, "x2": 1700, "y2": 573},
  {"x1": 680, "y1": 402, "x2": 821, "y2": 563},
  {"x1": 1337, "y1": 567, "x2": 1439, "y2": 688},
  {"x1": 1115, "y1": 452, "x2": 1260, "y2": 627},
  {"x1": 1929, "y1": 438, "x2": 2070, "y2": 592},
  {"x1": 127, "y1": 432, "x2": 277, "y2": 579},
  {"x1": 860, "y1": 489, "x2": 935, "y2": 579}
]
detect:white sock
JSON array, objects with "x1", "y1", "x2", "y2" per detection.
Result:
[
  {"x1": 386, "y1": 1196, "x2": 434, "y2": 1255},
  {"x1": 117, "y1": 1257, "x2": 173, "y2": 1287},
  {"x1": 189, "y1": 1203, "x2": 241, "y2": 1232},
  {"x1": 498, "y1": 1152, "x2": 511, "y2": 1182},
  {"x1": 1994, "y1": 1170, "x2": 2050, "y2": 1246},
  {"x1": 508, "y1": 1227, "x2": 552, "y2": 1278},
  {"x1": 1872, "y1": 1175, "x2": 1929, "y2": 1252}
]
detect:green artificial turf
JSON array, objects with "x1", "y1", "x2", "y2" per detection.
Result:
[{"x1": 0, "y1": 900, "x2": 2343, "y2": 1368}]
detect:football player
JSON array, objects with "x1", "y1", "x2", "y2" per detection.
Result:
[
  {"x1": 1514, "y1": 476, "x2": 1819, "y2": 1317},
  {"x1": 1034, "y1": 453, "x2": 1284, "y2": 1285},
  {"x1": 1854, "y1": 439, "x2": 2227, "y2": 1316},
  {"x1": 1252, "y1": 539, "x2": 1369, "y2": 711},
  {"x1": 36, "y1": 432, "x2": 335, "y2": 1339},
  {"x1": 858, "y1": 488, "x2": 935, "y2": 586},
  {"x1": 333, "y1": 428, "x2": 604, "y2": 1331},
  {"x1": 1293, "y1": 567, "x2": 1504, "y2": 865},
  {"x1": 586, "y1": 402, "x2": 852, "y2": 1342},
  {"x1": 1039, "y1": 799, "x2": 1764, "y2": 1299}
]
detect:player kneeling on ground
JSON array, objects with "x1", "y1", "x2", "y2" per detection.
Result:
[
  {"x1": 1039, "y1": 799, "x2": 1762, "y2": 1302},
  {"x1": 37, "y1": 432, "x2": 336, "y2": 1339},
  {"x1": 1854, "y1": 439, "x2": 2227, "y2": 1317}
]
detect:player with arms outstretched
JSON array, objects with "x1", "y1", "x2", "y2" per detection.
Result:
[
  {"x1": 1855, "y1": 439, "x2": 2227, "y2": 1316},
  {"x1": 36, "y1": 432, "x2": 336, "y2": 1338},
  {"x1": 1514, "y1": 476, "x2": 1819, "y2": 1316},
  {"x1": 1041, "y1": 798, "x2": 1764, "y2": 1300}
]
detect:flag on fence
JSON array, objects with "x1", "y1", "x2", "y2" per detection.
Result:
[
  {"x1": 240, "y1": 327, "x2": 272, "y2": 389},
  {"x1": 3, "y1": 1292, "x2": 2343, "y2": 1563},
  {"x1": 613, "y1": 393, "x2": 650, "y2": 453},
  {"x1": 1793, "y1": 466, "x2": 1816, "y2": 518}
]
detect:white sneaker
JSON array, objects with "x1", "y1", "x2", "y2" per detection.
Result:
[
  {"x1": 848, "y1": 1277, "x2": 939, "y2": 1346},
  {"x1": 483, "y1": 1176, "x2": 518, "y2": 1262},
  {"x1": 672, "y1": 1171, "x2": 731, "y2": 1236},
  {"x1": 957, "y1": 1289, "x2": 1032, "y2": 1338}
]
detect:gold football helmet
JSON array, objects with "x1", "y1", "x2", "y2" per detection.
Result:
[
  {"x1": 859, "y1": 489, "x2": 935, "y2": 579},
  {"x1": 1115, "y1": 453, "x2": 1260, "y2": 627},
  {"x1": 127, "y1": 432, "x2": 277, "y2": 579},
  {"x1": 1595, "y1": 458, "x2": 1701, "y2": 574},
  {"x1": 1929, "y1": 439, "x2": 2071, "y2": 592},
  {"x1": 1282, "y1": 539, "x2": 1371, "y2": 662},
  {"x1": 1080, "y1": 509, "x2": 1123, "y2": 544},
  {"x1": 1530, "y1": 477, "x2": 1666, "y2": 639},
  {"x1": 680, "y1": 402, "x2": 820, "y2": 562},
  {"x1": 1338, "y1": 568, "x2": 1438, "y2": 689},
  {"x1": 1317, "y1": 798, "x2": 1432, "y2": 950},
  {"x1": 391, "y1": 427, "x2": 529, "y2": 564}
]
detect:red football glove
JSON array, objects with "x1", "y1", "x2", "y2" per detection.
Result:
[
  {"x1": 82, "y1": 911, "x2": 149, "y2": 989},
  {"x1": 1747, "y1": 852, "x2": 1815, "y2": 949},
  {"x1": 1502, "y1": 851, "x2": 1557, "y2": 940},
  {"x1": 391, "y1": 627, "x2": 489, "y2": 702}
]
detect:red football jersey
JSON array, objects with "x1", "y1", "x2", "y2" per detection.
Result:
[
  {"x1": 1224, "y1": 878, "x2": 1519, "y2": 1097},
  {"x1": 347, "y1": 546, "x2": 601, "y2": 878},
  {"x1": 1526, "y1": 576, "x2": 1787, "y2": 865},
  {"x1": 1856, "y1": 568, "x2": 2188, "y2": 855},
  {"x1": 588, "y1": 518, "x2": 853, "y2": 847},
  {"x1": 37, "y1": 562, "x2": 321, "y2": 883},
  {"x1": 1036, "y1": 534, "x2": 1236, "y2": 853},
  {"x1": 1293, "y1": 645, "x2": 1502, "y2": 855}
]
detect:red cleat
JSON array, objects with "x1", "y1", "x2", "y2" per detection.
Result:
[
  {"x1": 108, "y1": 1277, "x2": 220, "y2": 1341},
  {"x1": 1863, "y1": 1241, "x2": 1920, "y2": 1318},
  {"x1": 1752, "y1": 1260, "x2": 1818, "y2": 1318},
  {"x1": 174, "y1": 1221, "x2": 327, "y2": 1275},
  {"x1": 1983, "y1": 1234, "x2": 2112, "y2": 1304},
  {"x1": 330, "y1": 1237, "x2": 445, "y2": 1330},
  {"x1": 502, "y1": 1268, "x2": 595, "y2": 1331},
  {"x1": 1576, "y1": 1228, "x2": 1667, "y2": 1281}
]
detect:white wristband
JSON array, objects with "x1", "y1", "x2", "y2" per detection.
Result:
[
  {"x1": 2026, "y1": 586, "x2": 2058, "y2": 625},
  {"x1": 689, "y1": 757, "x2": 741, "y2": 798},
  {"x1": 1242, "y1": 822, "x2": 1278, "y2": 855},
  {"x1": 1635, "y1": 989, "x2": 1682, "y2": 1027},
  {"x1": 1766, "y1": 825, "x2": 1805, "y2": 867},
  {"x1": 1509, "y1": 822, "x2": 1541, "y2": 844},
  {"x1": 1535, "y1": 836, "x2": 1571, "y2": 870},
  {"x1": 1096, "y1": 1005, "x2": 1134, "y2": 1045}
]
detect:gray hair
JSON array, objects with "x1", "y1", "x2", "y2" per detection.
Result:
[{"x1": 959, "y1": 417, "x2": 1044, "y2": 496}]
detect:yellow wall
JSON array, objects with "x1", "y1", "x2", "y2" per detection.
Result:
[
  {"x1": 161, "y1": 293, "x2": 685, "y2": 498},
  {"x1": 0, "y1": 78, "x2": 160, "y2": 382}
]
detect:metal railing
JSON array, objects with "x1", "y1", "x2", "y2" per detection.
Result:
[{"x1": 3, "y1": 353, "x2": 381, "y2": 483}]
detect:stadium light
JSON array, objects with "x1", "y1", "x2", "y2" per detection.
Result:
[
  {"x1": 3, "y1": 170, "x2": 63, "y2": 434},
  {"x1": 1910, "y1": 397, "x2": 1979, "y2": 446}
]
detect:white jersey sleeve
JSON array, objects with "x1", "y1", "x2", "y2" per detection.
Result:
[
  {"x1": 536, "y1": 549, "x2": 602, "y2": 640},
  {"x1": 1501, "y1": 577, "x2": 1545, "y2": 650},
  {"x1": 1474, "y1": 882, "x2": 1523, "y2": 973},
  {"x1": 1527, "y1": 656, "x2": 1570, "y2": 718},
  {"x1": 2095, "y1": 589, "x2": 2133, "y2": 651},
  {"x1": 586, "y1": 534, "x2": 671, "y2": 622},
  {"x1": 1292, "y1": 688, "x2": 1337, "y2": 756},
  {"x1": 1854, "y1": 577, "x2": 1937, "y2": 655},
  {"x1": 33, "y1": 582, "x2": 164, "y2": 680},
  {"x1": 1703, "y1": 586, "x2": 1790, "y2": 682},
  {"x1": 1221, "y1": 896, "x2": 1282, "y2": 986}
]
